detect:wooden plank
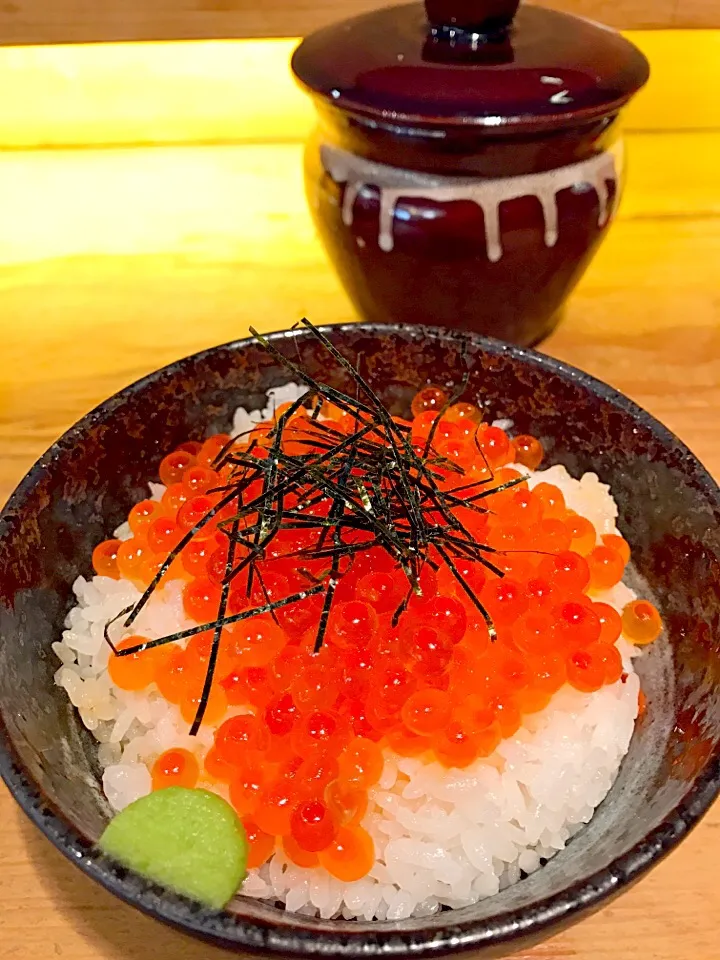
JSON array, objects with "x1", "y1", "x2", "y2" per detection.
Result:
[
  {"x1": 0, "y1": 0, "x2": 716, "y2": 46},
  {"x1": 0, "y1": 32, "x2": 718, "y2": 151}
]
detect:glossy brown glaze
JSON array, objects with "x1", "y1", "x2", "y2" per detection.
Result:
[
  {"x1": 292, "y1": 1, "x2": 648, "y2": 345},
  {"x1": 305, "y1": 128, "x2": 621, "y2": 346},
  {"x1": 291, "y1": 4, "x2": 649, "y2": 132},
  {"x1": 0, "y1": 324, "x2": 718, "y2": 958}
]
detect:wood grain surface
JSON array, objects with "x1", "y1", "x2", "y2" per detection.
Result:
[
  {"x1": 4, "y1": 32, "x2": 720, "y2": 153},
  {"x1": 0, "y1": 0, "x2": 717, "y2": 45},
  {"x1": 1, "y1": 130, "x2": 719, "y2": 958}
]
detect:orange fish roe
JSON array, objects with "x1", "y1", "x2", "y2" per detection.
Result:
[
  {"x1": 593, "y1": 602, "x2": 622, "y2": 646},
  {"x1": 179, "y1": 683, "x2": 228, "y2": 726},
  {"x1": 283, "y1": 834, "x2": 321, "y2": 868},
  {"x1": 432, "y1": 720, "x2": 479, "y2": 769},
  {"x1": 290, "y1": 798, "x2": 338, "y2": 852},
  {"x1": 159, "y1": 450, "x2": 196, "y2": 487},
  {"x1": 444, "y1": 401, "x2": 483, "y2": 428},
  {"x1": 229, "y1": 757, "x2": 268, "y2": 817},
  {"x1": 128, "y1": 499, "x2": 165, "y2": 537},
  {"x1": 104, "y1": 386, "x2": 664, "y2": 881},
  {"x1": 602, "y1": 533, "x2": 631, "y2": 566},
  {"x1": 325, "y1": 780, "x2": 368, "y2": 826},
  {"x1": 244, "y1": 821, "x2": 276, "y2": 869},
  {"x1": 92, "y1": 539, "x2": 121, "y2": 579},
  {"x1": 183, "y1": 578, "x2": 222, "y2": 622},
  {"x1": 148, "y1": 516, "x2": 183, "y2": 554},
  {"x1": 622, "y1": 600, "x2": 663, "y2": 645},
  {"x1": 108, "y1": 636, "x2": 165, "y2": 691},
  {"x1": 512, "y1": 435, "x2": 544, "y2": 471},
  {"x1": 565, "y1": 513, "x2": 596, "y2": 556},
  {"x1": 162, "y1": 483, "x2": 188, "y2": 515},
  {"x1": 318, "y1": 826, "x2": 375, "y2": 882},
  {"x1": 410, "y1": 384, "x2": 448, "y2": 418},
  {"x1": 116, "y1": 538, "x2": 150, "y2": 583},
  {"x1": 151, "y1": 748, "x2": 199, "y2": 791},
  {"x1": 196, "y1": 434, "x2": 231, "y2": 467},
  {"x1": 183, "y1": 465, "x2": 219, "y2": 496},
  {"x1": 337, "y1": 737, "x2": 384, "y2": 789},
  {"x1": 204, "y1": 747, "x2": 236, "y2": 783},
  {"x1": 154, "y1": 647, "x2": 192, "y2": 703},
  {"x1": 587, "y1": 545, "x2": 626, "y2": 591}
]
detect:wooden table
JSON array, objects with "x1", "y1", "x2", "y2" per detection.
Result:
[{"x1": 1, "y1": 138, "x2": 719, "y2": 960}]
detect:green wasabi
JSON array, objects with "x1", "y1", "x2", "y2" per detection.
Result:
[{"x1": 99, "y1": 787, "x2": 247, "y2": 910}]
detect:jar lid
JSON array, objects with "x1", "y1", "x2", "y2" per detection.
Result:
[{"x1": 291, "y1": 0, "x2": 649, "y2": 133}]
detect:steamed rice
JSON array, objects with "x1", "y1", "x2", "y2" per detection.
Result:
[{"x1": 54, "y1": 385, "x2": 641, "y2": 921}]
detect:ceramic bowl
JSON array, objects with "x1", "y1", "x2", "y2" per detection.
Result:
[{"x1": 1, "y1": 323, "x2": 719, "y2": 957}]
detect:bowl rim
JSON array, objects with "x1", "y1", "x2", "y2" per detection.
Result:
[{"x1": 1, "y1": 321, "x2": 720, "y2": 957}]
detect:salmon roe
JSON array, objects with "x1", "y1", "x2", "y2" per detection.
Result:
[
  {"x1": 204, "y1": 747, "x2": 235, "y2": 783},
  {"x1": 151, "y1": 748, "x2": 199, "y2": 791},
  {"x1": 244, "y1": 821, "x2": 276, "y2": 869},
  {"x1": 587, "y1": 545, "x2": 626, "y2": 591},
  {"x1": 283, "y1": 834, "x2": 320, "y2": 868},
  {"x1": 411, "y1": 385, "x2": 448, "y2": 418},
  {"x1": 92, "y1": 539, "x2": 121, "y2": 579},
  {"x1": 318, "y1": 826, "x2": 375, "y2": 882},
  {"x1": 108, "y1": 636, "x2": 163, "y2": 691},
  {"x1": 622, "y1": 600, "x2": 663, "y2": 645},
  {"x1": 290, "y1": 799, "x2": 338, "y2": 852},
  {"x1": 116, "y1": 538, "x2": 150, "y2": 583},
  {"x1": 445, "y1": 401, "x2": 482, "y2": 427},
  {"x1": 129, "y1": 499, "x2": 165, "y2": 537},
  {"x1": 100, "y1": 389, "x2": 662, "y2": 882},
  {"x1": 566, "y1": 514, "x2": 596, "y2": 556},
  {"x1": 179, "y1": 684, "x2": 228, "y2": 726},
  {"x1": 148, "y1": 516, "x2": 183, "y2": 555},
  {"x1": 159, "y1": 450, "x2": 196, "y2": 487},
  {"x1": 512, "y1": 435, "x2": 544, "y2": 471},
  {"x1": 154, "y1": 647, "x2": 191, "y2": 703},
  {"x1": 602, "y1": 533, "x2": 631, "y2": 565}
]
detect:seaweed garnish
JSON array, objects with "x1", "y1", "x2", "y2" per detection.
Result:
[{"x1": 106, "y1": 319, "x2": 508, "y2": 733}]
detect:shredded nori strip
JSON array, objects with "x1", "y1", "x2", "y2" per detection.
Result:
[
  {"x1": 104, "y1": 318, "x2": 516, "y2": 733},
  {"x1": 109, "y1": 586, "x2": 326, "y2": 657}
]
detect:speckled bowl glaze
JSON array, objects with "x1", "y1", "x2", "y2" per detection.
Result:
[{"x1": 1, "y1": 324, "x2": 719, "y2": 958}]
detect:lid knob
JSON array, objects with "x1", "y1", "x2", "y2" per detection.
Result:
[{"x1": 424, "y1": 0, "x2": 521, "y2": 34}]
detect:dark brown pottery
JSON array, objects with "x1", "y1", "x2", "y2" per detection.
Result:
[
  {"x1": 1, "y1": 323, "x2": 719, "y2": 957},
  {"x1": 292, "y1": 1, "x2": 649, "y2": 346}
]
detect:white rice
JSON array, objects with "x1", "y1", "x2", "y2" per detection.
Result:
[{"x1": 54, "y1": 386, "x2": 642, "y2": 921}]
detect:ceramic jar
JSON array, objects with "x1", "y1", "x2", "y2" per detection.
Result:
[{"x1": 292, "y1": 0, "x2": 649, "y2": 346}]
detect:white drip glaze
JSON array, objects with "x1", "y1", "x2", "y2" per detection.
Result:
[{"x1": 321, "y1": 142, "x2": 623, "y2": 261}]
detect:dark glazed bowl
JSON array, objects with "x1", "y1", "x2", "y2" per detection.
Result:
[{"x1": 1, "y1": 323, "x2": 719, "y2": 958}]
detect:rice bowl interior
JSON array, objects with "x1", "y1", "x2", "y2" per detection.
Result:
[{"x1": 56, "y1": 375, "x2": 665, "y2": 922}]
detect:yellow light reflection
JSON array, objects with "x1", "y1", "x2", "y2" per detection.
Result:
[{"x1": 0, "y1": 32, "x2": 718, "y2": 149}]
